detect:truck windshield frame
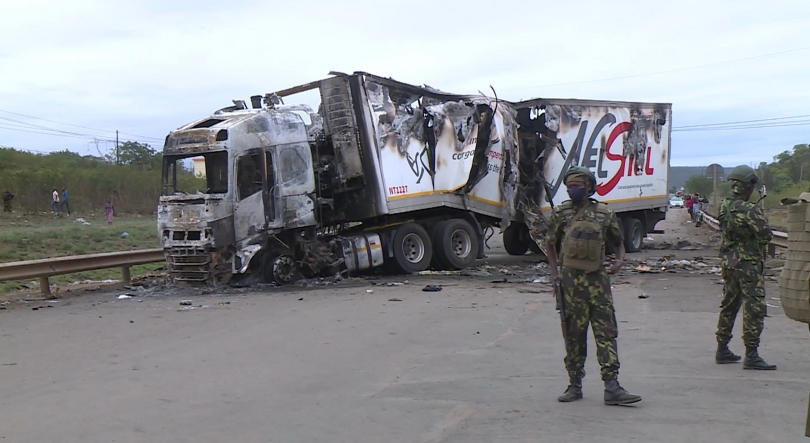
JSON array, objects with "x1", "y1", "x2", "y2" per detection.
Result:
[{"x1": 162, "y1": 151, "x2": 229, "y2": 195}]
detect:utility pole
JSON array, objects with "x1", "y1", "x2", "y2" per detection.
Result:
[
  {"x1": 712, "y1": 167, "x2": 718, "y2": 215},
  {"x1": 115, "y1": 130, "x2": 119, "y2": 164}
]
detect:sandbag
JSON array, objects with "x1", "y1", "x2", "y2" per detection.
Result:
[{"x1": 778, "y1": 192, "x2": 810, "y2": 324}]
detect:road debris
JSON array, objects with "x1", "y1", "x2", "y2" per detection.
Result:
[
  {"x1": 388, "y1": 298, "x2": 403, "y2": 302},
  {"x1": 422, "y1": 285, "x2": 442, "y2": 292},
  {"x1": 179, "y1": 300, "x2": 193, "y2": 306},
  {"x1": 117, "y1": 294, "x2": 133, "y2": 299}
]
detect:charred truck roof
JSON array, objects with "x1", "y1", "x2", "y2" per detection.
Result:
[{"x1": 163, "y1": 105, "x2": 318, "y2": 157}]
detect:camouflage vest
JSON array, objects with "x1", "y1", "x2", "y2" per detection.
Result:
[{"x1": 558, "y1": 201, "x2": 611, "y2": 273}]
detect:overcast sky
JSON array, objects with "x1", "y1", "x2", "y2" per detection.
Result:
[{"x1": 1, "y1": 0, "x2": 808, "y2": 167}]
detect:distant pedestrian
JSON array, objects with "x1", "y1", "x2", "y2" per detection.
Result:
[
  {"x1": 2, "y1": 190, "x2": 13, "y2": 212},
  {"x1": 691, "y1": 193, "x2": 701, "y2": 223},
  {"x1": 51, "y1": 188, "x2": 60, "y2": 213},
  {"x1": 685, "y1": 195, "x2": 693, "y2": 222},
  {"x1": 105, "y1": 199, "x2": 115, "y2": 225},
  {"x1": 61, "y1": 187, "x2": 71, "y2": 215}
]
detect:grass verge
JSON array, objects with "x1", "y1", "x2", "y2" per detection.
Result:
[{"x1": 0, "y1": 211, "x2": 163, "y2": 294}]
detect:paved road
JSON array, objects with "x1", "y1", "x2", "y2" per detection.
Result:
[{"x1": 1, "y1": 216, "x2": 808, "y2": 442}]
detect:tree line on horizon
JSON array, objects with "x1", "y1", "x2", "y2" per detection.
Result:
[
  {"x1": 0, "y1": 143, "x2": 203, "y2": 215},
  {"x1": 682, "y1": 143, "x2": 810, "y2": 208}
]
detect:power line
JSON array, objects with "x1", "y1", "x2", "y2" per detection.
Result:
[
  {"x1": 0, "y1": 124, "x2": 104, "y2": 140},
  {"x1": 673, "y1": 114, "x2": 810, "y2": 132},
  {"x1": 0, "y1": 109, "x2": 164, "y2": 141},
  {"x1": 0, "y1": 116, "x2": 98, "y2": 138},
  {"x1": 674, "y1": 114, "x2": 810, "y2": 129},
  {"x1": 505, "y1": 46, "x2": 810, "y2": 93},
  {"x1": 0, "y1": 122, "x2": 161, "y2": 145},
  {"x1": 674, "y1": 121, "x2": 810, "y2": 132}
]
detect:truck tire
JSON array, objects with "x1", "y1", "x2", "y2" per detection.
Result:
[
  {"x1": 390, "y1": 223, "x2": 433, "y2": 274},
  {"x1": 503, "y1": 224, "x2": 529, "y2": 256},
  {"x1": 432, "y1": 219, "x2": 479, "y2": 270},
  {"x1": 263, "y1": 253, "x2": 299, "y2": 285},
  {"x1": 623, "y1": 217, "x2": 644, "y2": 253},
  {"x1": 528, "y1": 240, "x2": 542, "y2": 254}
]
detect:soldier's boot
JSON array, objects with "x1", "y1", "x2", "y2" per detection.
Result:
[
  {"x1": 603, "y1": 378, "x2": 642, "y2": 405},
  {"x1": 715, "y1": 342, "x2": 742, "y2": 364},
  {"x1": 743, "y1": 347, "x2": 777, "y2": 370},
  {"x1": 557, "y1": 378, "x2": 583, "y2": 402}
]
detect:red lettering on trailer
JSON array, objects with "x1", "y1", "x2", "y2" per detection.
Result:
[
  {"x1": 388, "y1": 185, "x2": 408, "y2": 195},
  {"x1": 596, "y1": 123, "x2": 656, "y2": 196}
]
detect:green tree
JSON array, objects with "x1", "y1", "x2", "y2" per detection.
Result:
[
  {"x1": 685, "y1": 175, "x2": 713, "y2": 196},
  {"x1": 110, "y1": 141, "x2": 162, "y2": 170}
]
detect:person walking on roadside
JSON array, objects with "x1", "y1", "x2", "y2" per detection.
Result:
[
  {"x1": 105, "y1": 199, "x2": 115, "y2": 225},
  {"x1": 61, "y1": 187, "x2": 71, "y2": 216},
  {"x1": 50, "y1": 188, "x2": 60, "y2": 213},
  {"x1": 692, "y1": 192, "x2": 701, "y2": 223},
  {"x1": 714, "y1": 165, "x2": 776, "y2": 370},
  {"x1": 545, "y1": 166, "x2": 642, "y2": 405},
  {"x1": 685, "y1": 194, "x2": 694, "y2": 222},
  {"x1": 2, "y1": 190, "x2": 13, "y2": 212}
]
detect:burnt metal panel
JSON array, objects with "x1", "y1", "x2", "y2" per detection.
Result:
[
  {"x1": 319, "y1": 76, "x2": 365, "y2": 184},
  {"x1": 210, "y1": 216, "x2": 234, "y2": 248}
]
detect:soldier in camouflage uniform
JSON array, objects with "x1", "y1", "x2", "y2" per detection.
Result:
[
  {"x1": 715, "y1": 165, "x2": 776, "y2": 370},
  {"x1": 545, "y1": 166, "x2": 642, "y2": 405}
]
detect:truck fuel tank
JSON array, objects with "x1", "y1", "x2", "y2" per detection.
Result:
[{"x1": 340, "y1": 233, "x2": 384, "y2": 273}]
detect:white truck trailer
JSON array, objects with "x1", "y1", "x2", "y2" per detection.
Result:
[{"x1": 157, "y1": 72, "x2": 670, "y2": 284}]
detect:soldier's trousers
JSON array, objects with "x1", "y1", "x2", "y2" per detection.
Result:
[
  {"x1": 560, "y1": 267, "x2": 620, "y2": 380},
  {"x1": 716, "y1": 263, "x2": 766, "y2": 348}
]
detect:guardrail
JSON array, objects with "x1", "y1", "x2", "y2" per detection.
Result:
[
  {"x1": 701, "y1": 211, "x2": 786, "y2": 257},
  {"x1": 0, "y1": 249, "x2": 166, "y2": 295}
]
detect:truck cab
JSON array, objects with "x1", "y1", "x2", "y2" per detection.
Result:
[{"x1": 158, "y1": 102, "x2": 322, "y2": 283}]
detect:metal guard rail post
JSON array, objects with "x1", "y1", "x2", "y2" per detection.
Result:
[
  {"x1": 700, "y1": 211, "x2": 787, "y2": 257},
  {"x1": 0, "y1": 249, "x2": 165, "y2": 295}
]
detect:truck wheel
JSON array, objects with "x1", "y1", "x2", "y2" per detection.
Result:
[
  {"x1": 623, "y1": 218, "x2": 644, "y2": 253},
  {"x1": 264, "y1": 253, "x2": 299, "y2": 285},
  {"x1": 503, "y1": 224, "x2": 529, "y2": 256},
  {"x1": 390, "y1": 223, "x2": 433, "y2": 273},
  {"x1": 433, "y1": 219, "x2": 479, "y2": 270}
]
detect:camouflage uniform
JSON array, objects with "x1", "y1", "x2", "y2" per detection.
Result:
[
  {"x1": 716, "y1": 196, "x2": 773, "y2": 347},
  {"x1": 547, "y1": 200, "x2": 623, "y2": 380}
]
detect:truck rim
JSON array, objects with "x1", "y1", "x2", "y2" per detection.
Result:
[
  {"x1": 402, "y1": 233, "x2": 426, "y2": 263},
  {"x1": 451, "y1": 228, "x2": 472, "y2": 258},
  {"x1": 272, "y1": 255, "x2": 296, "y2": 284}
]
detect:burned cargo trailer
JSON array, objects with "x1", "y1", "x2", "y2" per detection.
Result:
[{"x1": 158, "y1": 72, "x2": 671, "y2": 284}]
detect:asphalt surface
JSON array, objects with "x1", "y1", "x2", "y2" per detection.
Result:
[{"x1": 1, "y1": 211, "x2": 808, "y2": 443}]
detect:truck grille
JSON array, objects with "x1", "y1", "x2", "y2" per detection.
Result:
[{"x1": 166, "y1": 247, "x2": 211, "y2": 282}]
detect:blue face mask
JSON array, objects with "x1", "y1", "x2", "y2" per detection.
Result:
[{"x1": 567, "y1": 187, "x2": 587, "y2": 204}]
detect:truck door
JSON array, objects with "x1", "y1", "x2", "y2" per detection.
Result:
[
  {"x1": 234, "y1": 149, "x2": 270, "y2": 241},
  {"x1": 278, "y1": 144, "x2": 317, "y2": 228}
]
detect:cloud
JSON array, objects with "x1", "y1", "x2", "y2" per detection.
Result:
[{"x1": 0, "y1": 0, "x2": 808, "y2": 163}]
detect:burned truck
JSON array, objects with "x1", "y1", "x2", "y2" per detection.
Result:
[{"x1": 158, "y1": 72, "x2": 671, "y2": 284}]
